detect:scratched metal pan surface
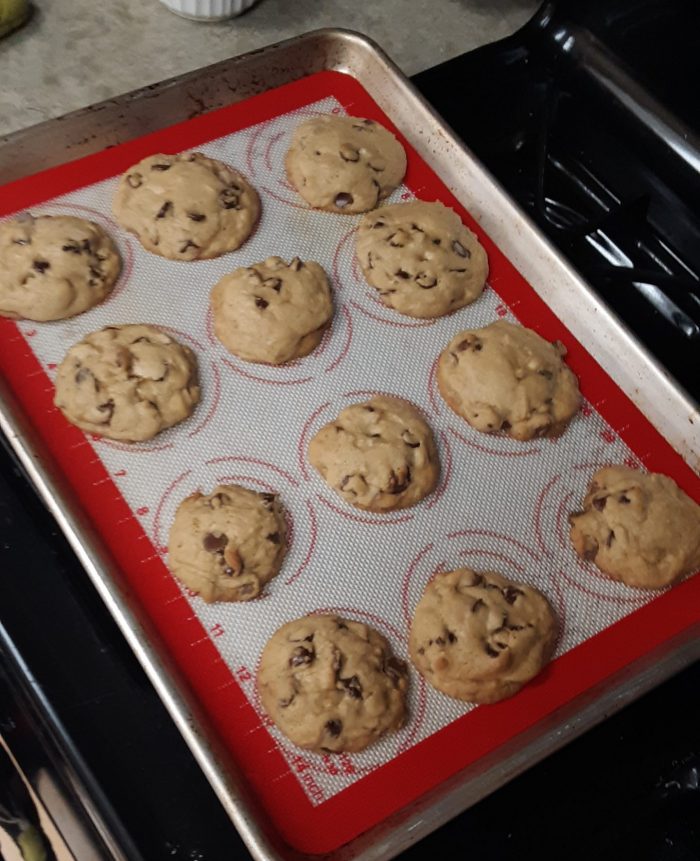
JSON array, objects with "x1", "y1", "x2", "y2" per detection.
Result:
[{"x1": 0, "y1": 28, "x2": 699, "y2": 861}]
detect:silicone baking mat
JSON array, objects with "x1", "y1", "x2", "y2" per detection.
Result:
[{"x1": 1, "y1": 71, "x2": 699, "y2": 855}]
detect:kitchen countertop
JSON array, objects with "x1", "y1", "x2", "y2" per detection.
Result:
[{"x1": 0, "y1": 0, "x2": 538, "y2": 139}]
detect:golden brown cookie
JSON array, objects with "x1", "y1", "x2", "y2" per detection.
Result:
[
  {"x1": 285, "y1": 115, "x2": 406, "y2": 214},
  {"x1": 54, "y1": 324, "x2": 199, "y2": 442},
  {"x1": 168, "y1": 484, "x2": 287, "y2": 602},
  {"x1": 0, "y1": 213, "x2": 120, "y2": 321},
  {"x1": 113, "y1": 152, "x2": 259, "y2": 260},
  {"x1": 569, "y1": 466, "x2": 700, "y2": 590},
  {"x1": 308, "y1": 396, "x2": 440, "y2": 512},
  {"x1": 356, "y1": 201, "x2": 488, "y2": 319},
  {"x1": 437, "y1": 321, "x2": 581, "y2": 440},
  {"x1": 409, "y1": 568, "x2": 557, "y2": 704},
  {"x1": 210, "y1": 256, "x2": 334, "y2": 365},
  {"x1": 258, "y1": 614, "x2": 408, "y2": 753}
]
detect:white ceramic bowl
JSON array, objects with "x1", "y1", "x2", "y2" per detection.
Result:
[{"x1": 158, "y1": 0, "x2": 258, "y2": 21}]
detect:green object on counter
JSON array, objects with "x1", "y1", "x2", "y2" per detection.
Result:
[{"x1": 0, "y1": 0, "x2": 29, "y2": 39}]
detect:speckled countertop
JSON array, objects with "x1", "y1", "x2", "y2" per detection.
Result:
[{"x1": 0, "y1": 0, "x2": 537, "y2": 139}]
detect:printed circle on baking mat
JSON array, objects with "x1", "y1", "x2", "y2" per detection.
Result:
[
  {"x1": 332, "y1": 224, "x2": 439, "y2": 330},
  {"x1": 243, "y1": 104, "x2": 347, "y2": 210},
  {"x1": 248, "y1": 605, "x2": 427, "y2": 780},
  {"x1": 89, "y1": 327, "x2": 220, "y2": 454},
  {"x1": 400, "y1": 528, "x2": 566, "y2": 655},
  {"x1": 18, "y1": 201, "x2": 136, "y2": 306},
  {"x1": 151, "y1": 455, "x2": 317, "y2": 595},
  {"x1": 533, "y1": 464, "x2": 654, "y2": 609},
  {"x1": 426, "y1": 353, "x2": 545, "y2": 460},
  {"x1": 205, "y1": 303, "x2": 353, "y2": 386},
  {"x1": 298, "y1": 390, "x2": 448, "y2": 524}
]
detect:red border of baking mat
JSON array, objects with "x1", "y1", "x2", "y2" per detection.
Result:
[{"x1": 1, "y1": 71, "x2": 698, "y2": 855}]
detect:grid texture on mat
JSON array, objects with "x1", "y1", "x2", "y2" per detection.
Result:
[{"x1": 9, "y1": 95, "x2": 660, "y2": 805}]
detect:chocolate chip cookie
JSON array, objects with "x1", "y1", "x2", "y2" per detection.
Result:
[
  {"x1": 285, "y1": 115, "x2": 407, "y2": 214},
  {"x1": 0, "y1": 213, "x2": 121, "y2": 321},
  {"x1": 409, "y1": 568, "x2": 557, "y2": 704},
  {"x1": 113, "y1": 152, "x2": 260, "y2": 260},
  {"x1": 308, "y1": 395, "x2": 440, "y2": 512},
  {"x1": 168, "y1": 484, "x2": 287, "y2": 603},
  {"x1": 356, "y1": 201, "x2": 488, "y2": 319},
  {"x1": 258, "y1": 614, "x2": 409, "y2": 753},
  {"x1": 569, "y1": 466, "x2": 700, "y2": 590},
  {"x1": 210, "y1": 256, "x2": 334, "y2": 365},
  {"x1": 54, "y1": 324, "x2": 199, "y2": 442},
  {"x1": 437, "y1": 320, "x2": 581, "y2": 441}
]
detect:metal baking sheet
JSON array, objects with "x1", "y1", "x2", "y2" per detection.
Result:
[{"x1": 0, "y1": 29, "x2": 698, "y2": 861}]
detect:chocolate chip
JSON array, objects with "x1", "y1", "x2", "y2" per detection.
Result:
[
  {"x1": 432, "y1": 238, "x2": 442, "y2": 245},
  {"x1": 401, "y1": 430, "x2": 420, "y2": 448},
  {"x1": 619, "y1": 494, "x2": 631, "y2": 504},
  {"x1": 220, "y1": 188, "x2": 241, "y2": 209},
  {"x1": 334, "y1": 192, "x2": 353, "y2": 208},
  {"x1": 417, "y1": 647, "x2": 425, "y2": 655},
  {"x1": 126, "y1": 173, "x2": 142, "y2": 188},
  {"x1": 263, "y1": 278, "x2": 282, "y2": 291},
  {"x1": 266, "y1": 532, "x2": 281, "y2": 544},
  {"x1": 447, "y1": 630, "x2": 457, "y2": 643},
  {"x1": 325, "y1": 719, "x2": 342, "y2": 737},
  {"x1": 339, "y1": 144, "x2": 359, "y2": 162},
  {"x1": 416, "y1": 273, "x2": 437, "y2": 289},
  {"x1": 236, "y1": 583, "x2": 255, "y2": 597},
  {"x1": 179, "y1": 240, "x2": 199, "y2": 253},
  {"x1": 202, "y1": 532, "x2": 228, "y2": 553},
  {"x1": 456, "y1": 337, "x2": 482, "y2": 352},
  {"x1": 387, "y1": 467, "x2": 411, "y2": 494},
  {"x1": 290, "y1": 646, "x2": 314, "y2": 667},
  {"x1": 62, "y1": 243, "x2": 82, "y2": 254},
  {"x1": 364, "y1": 406, "x2": 376, "y2": 412},
  {"x1": 255, "y1": 296, "x2": 269, "y2": 309},
  {"x1": 187, "y1": 211, "x2": 206, "y2": 222},
  {"x1": 383, "y1": 656, "x2": 406, "y2": 687},
  {"x1": 592, "y1": 497, "x2": 607, "y2": 511},
  {"x1": 503, "y1": 587, "x2": 524, "y2": 604},
  {"x1": 395, "y1": 269, "x2": 411, "y2": 279},
  {"x1": 583, "y1": 540, "x2": 599, "y2": 561},
  {"x1": 501, "y1": 420, "x2": 512, "y2": 431},
  {"x1": 538, "y1": 369, "x2": 554, "y2": 380},
  {"x1": 32, "y1": 260, "x2": 50, "y2": 273},
  {"x1": 97, "y1": 399, "x2": 114, "y2": 422},
  {"x1": 484, "y1": 643, "x2": 499, "y2": 658},
  {"x1": 209, "y1": 492, "x2": 229, "y2": 507},
  {"x1": 340, "y1": 675, "x2": 363, "y2": 699},
  {"x1": 156, "y1": 201, "x2": 172, "y2": 219},
  {"x1": 452, "y1": 239, "x2": 470, "y2": 258},
  {"x1": 151, "y1": 163, "x2": 172, "y2": 171}
]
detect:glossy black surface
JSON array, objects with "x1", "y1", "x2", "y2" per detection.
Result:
[
  {"x1": 1, "y1": 2, "x2": 699, "y2": 859},
  {"x1": 415, "y1": 0, "x2": 700, "y2": 402}
]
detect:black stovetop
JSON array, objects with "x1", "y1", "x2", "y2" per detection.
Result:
[{"x1": 1, "y1": 2, "x2": 699, "y2": 860}]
